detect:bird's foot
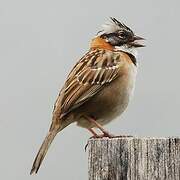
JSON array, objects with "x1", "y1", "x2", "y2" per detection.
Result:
[
  {"x1": 112, "y1": 135, "x2": 134, "y2": 138},
  {"x1": 84, "y1": 134, "x2": 134, "y2": 151},
  {"x1": 84, "y1": 132, "x2": 114, "y2": 151},
  {"x1": 89, "y1": 132, "x2": 114, "y2": 139}
]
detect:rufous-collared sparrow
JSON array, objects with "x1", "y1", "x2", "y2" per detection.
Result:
[{"x1": 30, "y1": 17, "x2": 144, "y2": 174}]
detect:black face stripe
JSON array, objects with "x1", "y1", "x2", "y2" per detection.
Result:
[
  {"x1": 126, "y1": 53, "x2": 137, "y2": 66},
  {"x1": 100, "y1": 29, "x2": 134, "y2": 47}
]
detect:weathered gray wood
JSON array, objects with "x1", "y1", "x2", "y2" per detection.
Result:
[{"x1": 88, "y1": 137, "x2": 180, "y2": 180}]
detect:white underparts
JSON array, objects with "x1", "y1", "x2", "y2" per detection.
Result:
[{"x1": 115, "y1": 45, "x2": 138, "y2": 59}]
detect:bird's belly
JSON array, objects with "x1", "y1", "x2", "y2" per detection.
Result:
[
  {"x1": 94, "y1": 75, "x2": 135, "y2": 125},
  {"x1": 76, "y1": 65, "x2": 137, "y2": 128}
]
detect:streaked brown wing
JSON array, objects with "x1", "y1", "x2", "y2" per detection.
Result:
[{"x1": 54, "y1": 49, "x2": 123, "y2": 117}]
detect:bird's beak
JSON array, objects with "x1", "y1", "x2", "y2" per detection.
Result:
[
  {"x1": 134, "y1": 35, "x2": 145, "y2": 41},
  {"x1": 129, "y1": 35, "x2": 145, "y2": 47}
]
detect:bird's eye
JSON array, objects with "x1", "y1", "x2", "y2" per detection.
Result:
[{"x1": 119, "y1": 32, "x2": 126, "y2": 39}]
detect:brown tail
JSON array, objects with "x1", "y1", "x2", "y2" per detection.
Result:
[{"x1": 30, "y1": 129, "x2": 58, "y2": 175}]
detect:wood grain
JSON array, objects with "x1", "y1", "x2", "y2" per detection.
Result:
[{"x1": 88, "y1": 137, "x2": 180, "y2": 180}]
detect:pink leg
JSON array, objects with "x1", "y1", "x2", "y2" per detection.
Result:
[
  {"x1": 85, "y1": 128, "x2": 99, "y2": 151},
  {"x1": 87, "y1": 128, "x2": 99, "y2": 137},
  {"x1": 84, "y1": 115, "x2": 114, "y2": 138}
]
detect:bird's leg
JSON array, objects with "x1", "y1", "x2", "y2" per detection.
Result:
[
  {"x1": 87, "y1": 128, "x2": 99, "y2": 138},
  {"x1": 84, "y1": 115, "x2": 114, "y2": 138},
  {"x1": 85, "y1": 128, "x2": 99, "y2": 151}
]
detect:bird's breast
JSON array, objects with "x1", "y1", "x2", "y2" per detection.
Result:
[{"x1": 96, "y1": 63, "x2": 137, "y2": 124}]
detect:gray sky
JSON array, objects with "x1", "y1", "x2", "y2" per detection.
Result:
[{"x1": 0, "y1": 0, "x2": 180, "y2": 179}]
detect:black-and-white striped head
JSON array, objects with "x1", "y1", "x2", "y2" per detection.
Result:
[{"x1": 98, "y1": 17, "x2": 144, "y2": 48}]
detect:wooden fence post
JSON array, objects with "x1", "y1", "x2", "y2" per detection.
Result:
[{"x1": 88, "y1": 137, "x2": 180, "y2": 180}]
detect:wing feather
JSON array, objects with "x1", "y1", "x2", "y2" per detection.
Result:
[{"x1": 54, "y1": 49, "x2": 123, "y2": 117}]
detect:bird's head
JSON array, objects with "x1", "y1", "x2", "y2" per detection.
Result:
[{"x1": 92, "y1": 17, "x2": 145, "y2": 52}]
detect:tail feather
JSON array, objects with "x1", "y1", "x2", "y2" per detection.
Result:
[{"x1": 30, "y1": 130, "x2": 58, "y2": 175}]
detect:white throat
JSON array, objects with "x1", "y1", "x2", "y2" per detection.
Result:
[{"x1": 115, "y1": 45, "x2": 138, "y2": 59}]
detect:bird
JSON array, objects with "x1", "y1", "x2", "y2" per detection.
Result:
[{"x1": 30, "y1": 17, "x2": 145, "y2": 174}]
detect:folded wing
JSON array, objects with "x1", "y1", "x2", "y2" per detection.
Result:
[{"x1": 53, "y1": 49, "x2": 123, "y2": 118}]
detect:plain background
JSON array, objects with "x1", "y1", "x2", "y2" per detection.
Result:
[{"x1": 0, "y1": 0, "x2": 180, "y2": 179}]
